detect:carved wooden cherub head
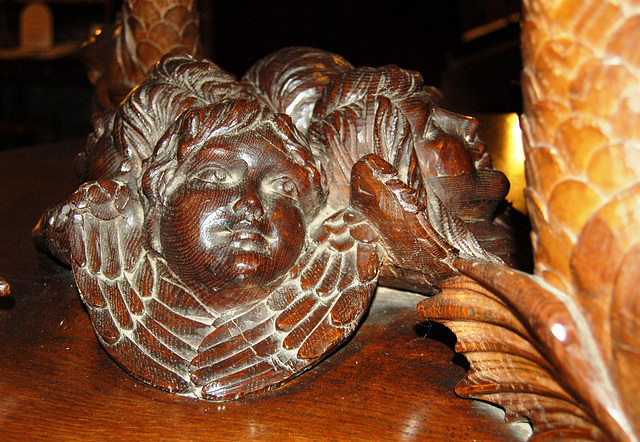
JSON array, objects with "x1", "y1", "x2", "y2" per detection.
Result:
[
  {"x1": 141, "y1": 101, "x2": 327, "y2": 311},
  {"x1": 35, "y1": 48, "x2": 512, "y2": 400}
]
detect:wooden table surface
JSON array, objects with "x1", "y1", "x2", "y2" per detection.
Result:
[{"x1": 0, "y1": 138, "x2": 530, "y2": 440}]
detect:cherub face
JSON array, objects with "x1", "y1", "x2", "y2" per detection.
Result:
[{"x1": 160, "y1": 130, "x2": 309, "y2": 309}]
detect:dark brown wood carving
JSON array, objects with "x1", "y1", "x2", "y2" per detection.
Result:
[
  {"x1": 34, "y1": 43, "x2": 514, "y2": 400},
  {"x1": 31, "y1": 0, "x2": 640, "y2": 438}
]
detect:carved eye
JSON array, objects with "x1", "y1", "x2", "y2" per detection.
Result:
[
  {"x1": 269, "y1": 176, "x2": 299, "y2": 198},
  {"x1": 212, "y1": 167, "x2": 227, "y2": 182},
  {"x1": 191, "y1": 164, "x2": 236, "y2": 187}
]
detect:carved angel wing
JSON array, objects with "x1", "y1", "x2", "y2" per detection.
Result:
[
  {"x1": 241, "y1": 46, "x2": 353, "y2": 134},
  {"x1": 309, "y1": 64, "x2": 438, "y2": 213},
  {"x1": 43, "y1": 177, "x2": 379, "y2": 400},
  {"x1": 307, "y1": 64, "x2": 510, "y2": 293},
  {"x1": 350, "y1": 154, "x2": 503, "y2": 294},
  {"x1": 188, "y1": 209, "x2": 380, "y2": 401},
  {"x1": 66, "y1": 179, "x2": 214, "y2": 395}
]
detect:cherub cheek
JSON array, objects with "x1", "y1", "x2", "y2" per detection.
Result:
[
  {"x1": 199, "y1": 209, "x2": 233, "y2": 250},
  {"x1": 271, "y1": 206, "x2": 305, "y2": 248}
]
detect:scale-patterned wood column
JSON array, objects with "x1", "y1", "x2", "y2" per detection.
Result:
[
  {"x1": 84, "y1": 0, "x2": 200, "y2": 109},
  {"x1": 420, "y1": 1, "x2": 640, "y2": 440},
  {"x1": 521, "y1": 0, "x2": 640, "y2": 437}
]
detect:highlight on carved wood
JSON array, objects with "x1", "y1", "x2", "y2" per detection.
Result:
[
  {"x1": 35, "y1": 46, "x2": 513, "y2": 400},
  {"x1": 83, "y1": 0, "x2": 201, "y2": 110},
  {"x1": 418, "y1": 0, "x2": 640, "y2": 440},
  {"x1": 34, "y1": 0, "x2": 640, "y2": 439},
  {"x1": 0, "y1": 277, "x2": 10, "y2": 297},
  {"x1": 34, "y1": 0, "x2": 515, "y2": 401}
]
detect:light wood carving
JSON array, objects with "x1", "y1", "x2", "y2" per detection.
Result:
[
  {"x1": 83, "y1": 0, "x2": 200, "y2": 109},
  {"x1": 419, "y1": 0, "x2": 640, "y2": 440},
  {"x1": 0, "y1": 277, "x2": 9, "y2": 297}
]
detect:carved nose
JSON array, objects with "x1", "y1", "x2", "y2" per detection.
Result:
[{"x1": 232, "y1": 191, "x2": 264, "y2": 221}]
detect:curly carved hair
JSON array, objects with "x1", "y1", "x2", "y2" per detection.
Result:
[{"x1": 140, "y1": 99, "x2": 328, "y2": 252}]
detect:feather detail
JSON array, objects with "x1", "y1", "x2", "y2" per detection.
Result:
[
  {"x1": 191, "y1": 208, "x2": 379, "y2": 400},
  {"x1": 68, "y1": 179, "x2": 213, "y2": 396}
]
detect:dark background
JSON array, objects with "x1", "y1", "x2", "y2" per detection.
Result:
[{"x1": 0, "y1": 0, "x2": 521, "y2": 150}]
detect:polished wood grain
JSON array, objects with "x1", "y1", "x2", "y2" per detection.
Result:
[
  {"x1": 34, "y1": 46, "x2": 522, "y2": 401},
  {"x1": 61, "y1": 0, "x2": 522, "y2": 405},
  {"x1": 419, "y1": 0, "x2": 640, "y2": 440},
  {"x1": 0, "y1": 140, "x2": 528, "y2": 440}
]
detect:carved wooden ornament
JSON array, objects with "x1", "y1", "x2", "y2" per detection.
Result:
[
  {"x1": 418, "y1": 0, "x2": 640, "y2": 440},
  {"x1": 33, "y1": 0, "x2": 640, "y2": 438},
  {"x1": 0, "y1": 277, "x2": 10, "y2": 297},
  {"x1": 35, "y1": 47, "x2": 513, "y2": 400}
]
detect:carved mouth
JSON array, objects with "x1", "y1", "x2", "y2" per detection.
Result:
[
  {"x1": 231, "y1": 230, "x2": 264, "y2": 240},
  {"x1": 229, "y1": 231, "x2": 267, "y2": 250},
  {"x1": 224, "y1": 222, "x2": 270, "y2": 253},
  {"x1": 202, "y1": 216, "x2": 275, "y2": 255}
]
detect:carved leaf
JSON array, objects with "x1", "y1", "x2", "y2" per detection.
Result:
[{"x1": 419, "y1": 275, "x2": 608, "y2": 441}]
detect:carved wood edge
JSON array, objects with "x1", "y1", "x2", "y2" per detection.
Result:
[
  {"x1": 44, "y1": 0, "x2": 640, "y2": 439},
  {"x1": 418, "y1": 0, "x2": 640, "y2": 440},
  {"x1": 0, "y1": 277, "x2": 9, "y2": 297}
]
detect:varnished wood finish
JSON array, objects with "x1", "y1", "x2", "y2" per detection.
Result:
[
  {"x1": 0, "y1": 140, "x2": 528, "y2": 440},
  {"x1": 10, "y1": 0, "x2": 640, "y2": 438},
  {"x1": 83, "y1": 0, "x2": 200, "y2": 109},
  {"x1": 56, "y1": 0, "x2": 519, "y2": 405},
  {"x1": 35, "y1": 46, "x2": 517, "y2": 400},
  {"x1": 419, "y1": 0, "x2": 640, "y2": 440}
]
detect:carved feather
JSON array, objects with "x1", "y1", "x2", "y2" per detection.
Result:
[
  {"x1": 241, "y1": 46, "x2": 353, "y2": 135},
  {"x1": 419, "y1": 277, "x2": 607, "y2": 441},
  {"x1": 420, "y1": 261, "x2": 638, "y2": 440},
  {"x1": 59, "y1": 172, "x2": 380, "y2": 400},
  {"x1": 190, "y1": 208, "x2": 379, "y2": 400},
  {"x1": 308, "y1": 64, "x2": 517, "y2": 266},
  {"x1": 67, "y1": 179, "x2": 213, "y2": 394}
]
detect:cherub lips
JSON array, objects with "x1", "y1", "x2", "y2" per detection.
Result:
[
  {"x1": 200, "y1": 211, "x2": 274, "y2": 252},
  {"x1": 228, "y1": 231, "x2": 269, "y2": 253},
  {"x1": 224, "y1": 222, "x2": 272, "y2": 253}
]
